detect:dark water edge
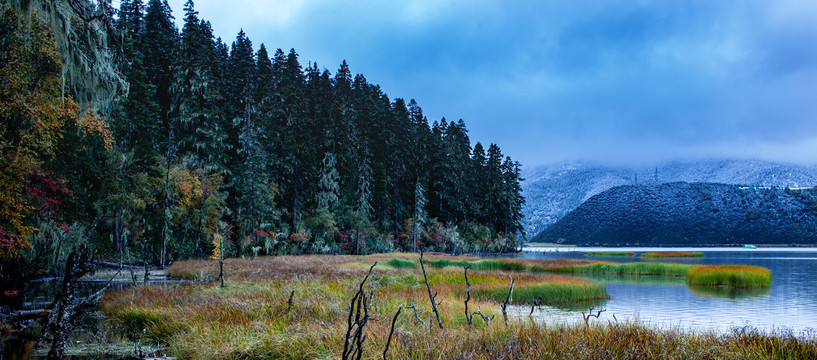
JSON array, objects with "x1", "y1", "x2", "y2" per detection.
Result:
[{"x1": 2, "y1": 279, "x2": 187, "y2": 360}]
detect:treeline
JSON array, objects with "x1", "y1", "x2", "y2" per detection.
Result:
[
  {"x1": 0, "y1": 0, "x2": 524, "y2": 286},
  {"x1": 533, "y1": 182, "x2": 817, "y2": 246}
]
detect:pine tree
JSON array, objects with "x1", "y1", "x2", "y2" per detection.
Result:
[{"x1": 317, "y1": 153, "x2": 340, "y2": 211}]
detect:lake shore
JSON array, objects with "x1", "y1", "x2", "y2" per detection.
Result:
[
  {"x1": 85, "y1": 254, "x2": 816, "y2": 359},
  {"x1": 522, "y1": 245, "x2": 817, "y2": 253}
]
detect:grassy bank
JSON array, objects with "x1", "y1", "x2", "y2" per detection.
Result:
[
  {"x1": 641, "y1": 251, "x2": 705, "y2": 258},
  {"x1": 97, "y1": 254, "x2": 807, "y2": 359},
  {"x1": 688, "y1": 265, "x2": 772, "y2": 288},
  {"x1": 545, "y1": 261, "x2": 695, "y2": 277},
  {"x1": 584, "y1": 251, "x2": 636, "y2": 257}
]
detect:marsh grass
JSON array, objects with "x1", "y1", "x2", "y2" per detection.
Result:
[
  {"x1": 641, "y1": 251, "x2": 705, "y2": 258},
  {"x1": 584, "y1": 251, "x2": 636, "y2": 257},
  {"x1": 98, "y1": 254, "x2": 804, "y2": 359},
  {"x1": 548, "y1": 261, "x2": 694, "y2": 277},
  {"x1": 687, "y1": 265, "x2": 772, "y2": 288},
  {"x1": 473, "y1": 282, "x2": 609, "y2": 306}
]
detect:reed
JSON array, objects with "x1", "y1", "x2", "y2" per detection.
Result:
[
  {"x1": 687, "y1": 265, "x2": 772, "y2": 288},
  {"x1": 96, "y1": 255, "x2": 804, "y2": 359},
  {"x1": 584, "y1": 251, "x2": 636, "y2": 257},
  {"x1": 548, "y1": 261, "x2": 694, "y2": 277},
  {"x1": 640, "y1": 251, "x2": 704, "y2": 258},
  {"x1": 473, "y1": 282, "x2": 609, "y2": 306}
]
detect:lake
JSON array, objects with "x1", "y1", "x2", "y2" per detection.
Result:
[{"x1": 515, "y1": 247, "x2": 817, "y2": 335}]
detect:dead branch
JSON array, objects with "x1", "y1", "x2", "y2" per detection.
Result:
[
  {"x1": 582, "y1": 306, "x2": 606, "y2": 327},
  {"x1": 405, "y1": 305, "x2": 425, "y2": 327},
  {"x1": 419, "y1": 251, "x2": 443, "y2": 329},
  {"x1": 471, "y1": 306, "x2": 494, "y2": 326},
  {"x1": 463, "y1": 266, "x2": 472, "y2": 326},
  {"x1": 501, "y1": 275, "x2": 515, "y2": 324},
  {"x1": 529, "y1": 296, "x2": 542, "y2": 316},
  {"x1": 44, "y1": 247, "x2": 119, "y2": 360},
  {"x1": 342, "y1": 262, "x2": 377, "y2": 360},
  {"x1": 287, "y1": 290, "x2": 295, "y2": 310},
  {"x1": 369, "y1": 270, "x2": 376, "y2": 310},
  {"x1": 382, "y1": 307, "x2": 402, "y2": 360}
]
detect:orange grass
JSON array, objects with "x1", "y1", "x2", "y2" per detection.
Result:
[
  {"x1": 687, "y1": 265, "x2": 772, "y2": 288},
  {"x1": 98, "y1": 255, "x2": 805, "y2": 359}
]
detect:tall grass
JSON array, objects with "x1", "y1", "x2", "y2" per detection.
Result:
[
  {"x1": 96, "y1": 255, "x2": 803, "y2": 359},
  {"x1": 641, "y1": 251, "x2": 704, "y2": 258},
  {"x1": 473, "y1": 282, "x2": 609, "y2": 306},
  {"x1": 547, "y1": 261, "x2": 694, "y2": 277},
  {"x1": 584, "y1": 251, "x2": 635, "y2": 257},
  {"x1": 687, "y1": 265, "x2": 772, "y2": 288}
]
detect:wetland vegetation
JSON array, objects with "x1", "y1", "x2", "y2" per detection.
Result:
[{"x1": 74, "y1": 254, "x2": 801, "y2": 359}]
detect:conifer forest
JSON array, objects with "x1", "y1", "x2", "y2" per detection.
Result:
[{"x1": 0, "y1": 0, "x2": 525, "y2": 292}]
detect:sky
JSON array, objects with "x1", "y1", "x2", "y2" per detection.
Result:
[{"x1": 164, "y1": 0, "x2": 817, "y2": 168}]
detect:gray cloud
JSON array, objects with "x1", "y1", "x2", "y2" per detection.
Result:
[{"x1": 168, "y1": 0, "x2": 817, "y2": 167}]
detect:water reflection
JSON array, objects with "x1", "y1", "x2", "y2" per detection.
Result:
[
  {"x1": 519, "y1": 247, "x2": 817, "y2": 333},
  {"x1": 688, "y1": 285, "x2": 770, "y2": 299}
]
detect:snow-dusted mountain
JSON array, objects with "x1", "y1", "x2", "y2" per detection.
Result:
[{"x1": 521, "y1": 159, "x2": 817, "y2": 237}]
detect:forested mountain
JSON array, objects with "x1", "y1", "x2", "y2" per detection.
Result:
[
  {"x1": 522, "y1": 160, "x2": 817, "y2": 236},
  {"x1": 0, "y1": 0, "x2": 524, "y2": 290},
  {"x1": 532, "y1": 182, "x2": 817, "y2": 246}
]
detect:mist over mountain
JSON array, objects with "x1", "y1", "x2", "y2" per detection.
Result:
[{"x1": 521, "y1": 159, "x2": 817, "y2": 237}]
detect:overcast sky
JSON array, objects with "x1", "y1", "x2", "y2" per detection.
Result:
[{"x1": 164, "y1": 0, "x2": 817, "y2": 168}]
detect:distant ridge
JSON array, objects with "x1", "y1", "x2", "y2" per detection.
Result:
[
  {"x1": 521, "y1": 159, "x2": 817, "y2": 237},
  {"x1": 531, "y1": 182, "x2": 817, "y2": 246}
]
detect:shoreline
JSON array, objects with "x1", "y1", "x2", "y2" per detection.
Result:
[{"x1": 521, "y1": 245, "x2": 817, "y2": 253}]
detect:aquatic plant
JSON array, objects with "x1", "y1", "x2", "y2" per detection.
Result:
[
  {"x1": 546, "y1": 261, "x2": 694, "y2": 277},
  {"x1": 687, "y1": 265, "x2": 772, "y2": 288},
  {"x1": 584, "y1": 251, "x2": 636, "y2": 257},
  {"x1": 640, "y1": 251, "x2": 704, "y2": 258},
  {"x1": 99, "y1": 255, "x2": 810, "y2": 359}
]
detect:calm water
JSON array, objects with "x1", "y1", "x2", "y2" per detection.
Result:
[{"x1": 516, "y1": 247, "x2": 817, "y2": 334}]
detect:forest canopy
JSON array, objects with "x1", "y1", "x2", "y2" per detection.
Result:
[{"x1": 0, "y1": 0, "x2": 525, "y2": 295}]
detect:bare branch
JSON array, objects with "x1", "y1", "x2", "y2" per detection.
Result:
[
  {"x1": 463, "y1": 266, "x2": 472, "y2": 327},
  {"x1": 529, "y1": 296, "x2": 542, "y2": 316},
  {"x1": 405, "y1": 305, "x2": 425, "y2": 327},
  {"x1": 287, "y1": 290, "x2": 295, "y2": 310},
  {"x1": 582, "y1": 306, "x2": 606, "y2": 327},
  {"x1": 383, "y1": 307, "x2": 402, "y2": 360},
  {"x1": 471, "y1": 306, "x2": 494, "y2": 326},
  {"x1": 342, "y1": 263, "x2": 377, "y2": 359},
  {"x1": 419, "y1": 251, "x2": 443, "y2": 329},
  {"x1": 501, "y1": 275, "x2": 515, "y2": 324}
]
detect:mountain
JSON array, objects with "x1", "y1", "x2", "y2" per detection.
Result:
[
  {"x1": 521, "y1": 159, "x2": 817, "y2": 237},
  {"x1": 531, "y1": 182, "x2": 817, "y2": 246}
]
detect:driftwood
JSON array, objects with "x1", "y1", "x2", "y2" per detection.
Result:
[
  {"x1": 93, "y1": 260, "x2": 142, "y2": 269},
  {"x1": 342, "y1": 262, "x2": 377, "y2": 360},
  {"x1": 419, "y1": 251, "x2": 443, "y2": 329}
]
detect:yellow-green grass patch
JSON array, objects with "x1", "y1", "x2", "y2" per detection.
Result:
[{"x1": 687, "y1": 265, "x2": 771, "y2": 288}]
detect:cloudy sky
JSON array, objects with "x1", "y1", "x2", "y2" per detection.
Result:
[{"x1": 166, "y1": 0, "x2": 817, "y2": 168}]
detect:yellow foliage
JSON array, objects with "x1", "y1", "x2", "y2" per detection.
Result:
[
  {"x1": 79, "y1": 109, "x2": 114, "y2": 150},
  {"x1": 209, "y1": 233, "x2": 223, "y2": 260}
]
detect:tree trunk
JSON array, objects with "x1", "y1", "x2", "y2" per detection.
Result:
[{"x1": 161, "y1": 135, "x2": 172, "y2": 267}]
